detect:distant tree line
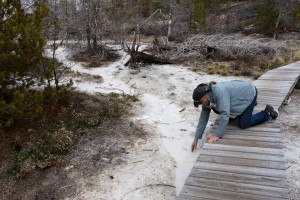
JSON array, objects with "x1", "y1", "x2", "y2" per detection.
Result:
[{"x1": 41, "y1": 0, "x2": 300, "y2": 45}]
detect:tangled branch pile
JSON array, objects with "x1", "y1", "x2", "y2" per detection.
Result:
[{"x1": 160, "y1": 34, "x2": 300, "y2": 61}]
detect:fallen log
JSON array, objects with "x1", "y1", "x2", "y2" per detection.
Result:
[{"x1": 124, "y1": 51, "x2": 173, "y2": 67}]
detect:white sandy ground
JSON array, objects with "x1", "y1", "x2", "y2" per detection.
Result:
[
  {"x1": 281, "y1": 90, "x2": 300, "y2": 200},
  {"x1": 46, "y1": 45, "x2": 300, "y2": 200}
]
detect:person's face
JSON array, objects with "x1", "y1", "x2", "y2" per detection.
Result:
[{"x1": 200, "y1": 94, "x2": 210, "y2": 106}]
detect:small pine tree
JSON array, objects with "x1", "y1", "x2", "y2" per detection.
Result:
[
  {"x1": 292, "y1": 1, "x2": 300, "y2": 29},
  {"x1": 190, "y1": 0, "x2": 206, "y2": 31},
  {"x1": 0, "y1": 0, "x2": 48, "y2": 128},
  {"x1": 256, "y1": 0, "x2": 279, "y2": 37}
]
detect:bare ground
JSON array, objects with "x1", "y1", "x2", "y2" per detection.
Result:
[
  {"x1": 281, "y1": 89, "x2": 300, "y2": 200},
  {"x1": 0, "y1": 117, "x2": 152, "y2": 200}
]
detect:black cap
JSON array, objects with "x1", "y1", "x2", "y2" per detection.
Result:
[{"x1": 192, "y1": 84, "x2": 211, "y2": 107}]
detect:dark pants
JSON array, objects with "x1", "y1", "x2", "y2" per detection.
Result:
[{"x1": 238, "y1": 88, "x2": 269, "y2": 129}]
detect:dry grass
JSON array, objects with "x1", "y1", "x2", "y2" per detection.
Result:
[
  {"x1": 292, "y1": 50, "x2": 300, "y2": 61},
  {"x1": 207, "y1": 62, "x2": 229, "y2": 76},
  {"x1": 272, "y1": 56, "x2": 286, "y2": 66}
]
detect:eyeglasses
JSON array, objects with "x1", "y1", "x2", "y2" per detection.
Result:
[
  {"x1": 193, "y1": 100, "x2": 202, "y2": 107},
  {"x1": 194, "y1": 100, "x2": 201, "y2": 104}
]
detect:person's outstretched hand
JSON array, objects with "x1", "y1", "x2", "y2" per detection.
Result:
[
  {"x1": 208, "y1": 135, "x2": 219, "y2": 143},
  {"x1": 191, "y1": 140, "x2": 198, "y2": 152}
]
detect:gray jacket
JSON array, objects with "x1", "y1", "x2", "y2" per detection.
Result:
[{"x1": 195, "y1": 80, "x2": 256, "y2": 140}]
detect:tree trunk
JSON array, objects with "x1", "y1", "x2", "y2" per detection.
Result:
[
  {"x1": 85, "y1": 0, "x2": 91, "y2": 51},
  {"x1": 273, "y1": 13, "x2": 281, "y2": 39},
  {"x1": 167, "y1": 13, "x2": 172, "y2": 42}
]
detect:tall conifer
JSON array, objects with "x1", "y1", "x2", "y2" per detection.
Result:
[{"x1": 0, "y1": 0, "x2": 48, "y2": 127}]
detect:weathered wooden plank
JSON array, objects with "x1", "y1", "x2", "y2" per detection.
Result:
[
  {"x1": 177, "y1": 195, "x2": 211, "y2": 200},
  {"x1": 256, "y1": 91, "x2": 291, "y2": 98},
  {"x1": 214, "y1": 118, "x2": 282, "y2": 127},
  {"x1": 258, "y1": 91, "x2": 288, "y2": 96},
  {"x1": 256, "y1": 85, "x2": 292, "y2": 89},
  {"x1": 256, "y1": 91, "x2": 290, "y2": 96},
  {"x1": 217, "y1": 126, "x2": 281, "y2": 133},
  {"x1": 259, "y1": 73, "x2": 299, "y2": 77},
  {"x1": 211, "y1": 126, "x2": 281, "y2": 134},
  {"x1": 254, "y1": 84, "x2": 293, "y2": 89},
  {"x1": 272, "y1": 68, "x2": 300, "y2": 71},
  {"x1": 214, "y1": 120, "x2": 281, "y2": 129},
  {"x1": 257, "y1": 89, "x2": 288, "y2": 94},
  {"x1": 199, "y1": 149, "x2": 284, "y2": 162},
  {"x1": 179, "y1": 186, "x2": 287, "y2": 200},
  {"x1": 260, "y1": 71, "x2": 300, "y2": 76},
  {"x1": 258, "y1": 91, "x2": 288, "y2": 95},
  {"x1": 185, "y1": 177, "x2": 289, "y2": 198},
  {"x1": 256, "y1": 98, "x2": 283, "y2": 104},
  {"x1": 253, "y1": 84, "x2": 293, "y2": 88},
  {"x1": 222, "y1": 134, "x2": 282, "y2": 143},
  {"x1": 227, "y1": 123, "x2": 281, "y2": 130},
  {"x1": 222, "y1": 130, "x2": 282, "y2": 138},
  {"x1": 256, "y1": 90, "x2": 287, "y2": 94},
  {"x1": 215, "y1": 139, "x2": 283, "y2": 149},
  {"x1": 258, "y1": 95, "x2": 286, "y2": 100},
  {"x1": 189, "y1": 168, "x2": 288, "y2": 187},
  {"x1": 194, "y1": 162, "x2": 286, "y2": 178},
  {"x1": 272, "y1": 63, "x2": 300, "y2": 69},
  {"x1": 257, "y1": 86, "x2": 289, "y2": 90},
  {"x1": 203, "y1": 143, "x2": 284, "y2": 155},
  {"x1": 258, "y1": 77, "x2": 298, "y2": 82},
  {"x1": 257, "y1": 98, "x2": 285, "y2": 103},
  {"x1": 259, "y1": 77, "x2": 298, "y2": 81},
  {"x1": 256, "y1": 84, "x2": 291, "y2": 88},
  {"x1": 259, "y1": 72, "x2": 299, "y2": 78},
  {"x1": 254, "y1": 80, "x2": 294, "y2": 85},
  {"x1": 198, "y1": 154, "x2": 286, "y2": 169}
]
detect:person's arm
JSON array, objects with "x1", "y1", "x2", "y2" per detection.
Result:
[
  {"x1": 192, "y1": 106, "x2": 211, "y2": 151},
  {"x1": 195, "y1": 106, "x2": 211, "y2": 140}
]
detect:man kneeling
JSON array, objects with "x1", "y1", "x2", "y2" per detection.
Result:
[{"x1": 191, "y1": 80, "x2": 278, "y2": 152}]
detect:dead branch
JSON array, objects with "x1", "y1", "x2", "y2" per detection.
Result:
[{"x1": 124, "y1": 33, "x2": 173, "y2": 68}]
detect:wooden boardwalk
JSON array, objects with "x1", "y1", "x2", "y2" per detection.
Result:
[{"x1": 178, "y1": 62, "x2": 300, "y2": 200}]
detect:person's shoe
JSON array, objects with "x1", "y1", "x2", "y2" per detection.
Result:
[{"x1": 264, "y1": 105, "x2": 278, "y2": 119}]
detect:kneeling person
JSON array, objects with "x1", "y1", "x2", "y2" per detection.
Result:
[{"x1": 191, "y1": 80, "x2": 278, "y2": 151}]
